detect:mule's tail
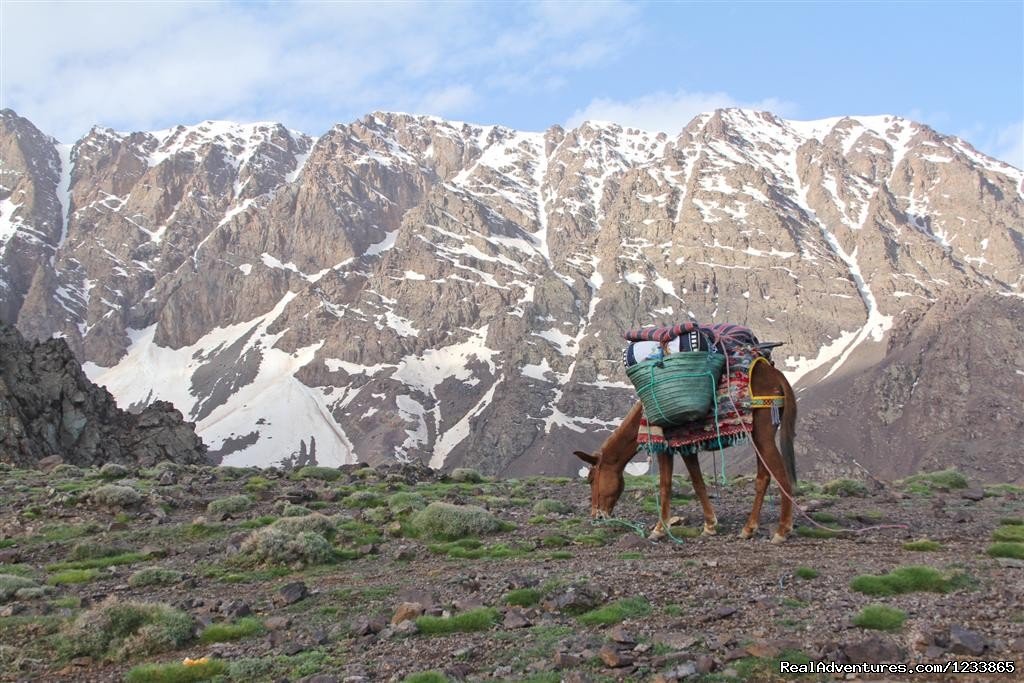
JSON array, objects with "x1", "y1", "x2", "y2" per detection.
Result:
[{"x1": 779, "y1": 369, "x2": 798, "y2": 484}]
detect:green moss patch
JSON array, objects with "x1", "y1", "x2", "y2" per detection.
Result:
[
  {"x1": 504, "y1": 588, "x2": 541, "y2": 607},
  {"x1": 199, "y1": 617, "x2": 265, "y2": 644},
  {"x1": 125, "y1": 659, "x2": 227, "y2": 683},
  {"x1": 851, "y1": 566, "x2": 956, "y2": 596},
  {"x1": 903, "y1": 539, "x2": 943, "y2": 552},
  {"x1": 128, "y1": 567, "x2": 184, "y2": 588},
  {"x1": 415, "y1": 607, "x2": 499, "y2": 635},
  {"x1": 48, "y1": 568, "x2": 99, "y2": 585},
  {"x1": 992, "y1": 525, "x2": 1024, "y2": 543},
  {"x1": 412, "y1": 502, "x2": 510, "y2": 540},
  {"x1": 577, "y1": 597, "x2": 651, "y2": 626},
  {"x1": 987, "y1": 542, "x2": 1024, "y2": 560},
  {"x1": 794, "y1": 567, "x2": 819, "y2": 580},
  {"x1": 853, "y1": 604, "x2": 907, "y2": 631}
]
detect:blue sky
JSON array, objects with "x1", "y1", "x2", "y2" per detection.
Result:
[{"x1": 2, "y1": 1, "x2": 1021, "y2": 166}]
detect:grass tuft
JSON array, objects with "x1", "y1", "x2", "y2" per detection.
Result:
[
  {"x1": 199, "y1": 617, "x2": 265, "y2": 644},
  {"x1": 48, "y1": 568, "x2": 99, "y2": 585},
  {"x1": 532, "y1": 499, "x2": 570, "y2": 515},
  {"x1": 206, "y1": 495, "x2": 253, "y2": 517},
  {"x1": 128, "y1": 567, "x2": 184, "y2": 588},
  {"x1": 412, "y1": 502, "x2": 509, "y2": 540},
  {"x1": 415, "y1": 607, "x2": 499, "y2": 635},
  {"x1": 449, "y1": 468, "x2": 483, "y2": 483},
  {"x1": 903, "y1": 539, "x2": 943, "y2": 552},
  {"x1": 577, "y1": 597, "x2": 651, "y2": 626},
  {"x1": 987, "y1": 542, "x2": 1024, "y2": 560},
  {"x1": 291, "y1": 466, "x2": 342, "y2": 481},
  {"x1": 851, "y1": 566, "x2": 955, "y2": 596},
  {"x1": 853, "y1": 604, "x2": 907, "y2": 631},
  {"x1": 900, "y1": 468, "x2": 969, "y2": 493},
  {"x1": 992, "y1": 525, "x2": 1024, "y2": 543},
  {"x1": 504, "y1": 588, "x2": 541, "y2": 607},
  {"x1": 403, "y1": 672, "x2": 450, "y2": 683},
  {"x1": 794, "y1": 567, "x2": 819, "y2": 580},
  {"x1": 822, "y1": 479, "x2": 868, "y2": 497},
  {"x1": 57, "y1": 599, "x2": 194, "y2": 661},
  {"x1": 124, "y1": 660, "x2": 228, "y2": 683},
  {"x1": 0, "y1": 574, "x2": 38, "y2": 601}
]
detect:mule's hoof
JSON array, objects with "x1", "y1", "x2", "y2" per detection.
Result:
[
  {"x1": 648, "y1": 529, "x2": 666, "y2": 541},
  {"x1": 739, "y1": 527, "x2": 757, "y2": 539},
  {"x1": 770, "y1": 532, "x2": 788, "y2": 544},
  {"x1": 702, "y1": 524, "x2": 717, "y2": 536}
]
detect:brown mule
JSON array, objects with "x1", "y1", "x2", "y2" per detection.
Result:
[{"x1": 574, "y1": 361, "x2": 798, "y2": 543}]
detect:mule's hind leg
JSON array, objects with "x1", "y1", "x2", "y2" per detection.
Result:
[
  {"x1": 649, "y1": 452, "x2": 674, "y2": 540},
  {"x1": 682, "y1": 454, "x2": 718, "y2": 535},
  {"x1": 740, "y1": 456, "x2": 770, "y2": 539},
  {"x1": 751, "y1": 411, "x2": 794, "y2": 543}
]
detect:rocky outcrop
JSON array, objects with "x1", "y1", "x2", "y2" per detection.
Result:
[{"x1": 0, "y1": 320, "x2": 207, "y2": 468}]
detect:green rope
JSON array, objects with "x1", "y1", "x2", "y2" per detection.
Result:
[{"x1": 592, "y1": 515, "x2": 647, "y2": 538}]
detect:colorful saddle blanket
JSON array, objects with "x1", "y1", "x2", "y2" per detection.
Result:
[{"x1": 636, "y1": 345, "x2": 778, "y2": 457}]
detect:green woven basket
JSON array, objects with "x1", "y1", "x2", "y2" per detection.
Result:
[{"x1": 626, "y1": 351, "x2": 726, "y2": 427}]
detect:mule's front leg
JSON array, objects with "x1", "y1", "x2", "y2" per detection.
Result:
[
  {"x1": 682, "y1": 454, "x2": 718, "y2": 535},
  {"x1": 649, "y1": 452, "x2": 674, "y2": 540}
]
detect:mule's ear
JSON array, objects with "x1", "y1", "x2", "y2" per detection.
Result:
[{"x1": 573, "y1": 450, "x2": 598, "y2": 465}]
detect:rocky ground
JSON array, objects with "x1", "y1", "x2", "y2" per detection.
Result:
[{"x1": 0, "y1": 461, "x2": 1021, "y2": 683}]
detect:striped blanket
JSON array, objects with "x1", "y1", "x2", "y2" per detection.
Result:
[{"x1": 636, "y1": 344, "x2": 761, "y2": 456}]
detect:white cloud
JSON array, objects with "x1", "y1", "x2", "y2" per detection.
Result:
[
  {"x1": 0, "y1": 1, "x2": 639, "y2": 141},
  {"x1": 988, "y1": 121, "x2": 1024, "y2": 170},
  {"x1": 566, "y1": 89, "x2": 797, "y2": 134}
]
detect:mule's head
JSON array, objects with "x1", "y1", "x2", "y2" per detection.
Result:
[{"x1": 574, "y1": 450, "x2": 624, "y2": 518}]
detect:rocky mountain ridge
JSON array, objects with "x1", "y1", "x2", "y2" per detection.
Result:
[
  {"x1": 0, "y1": 320, "x2": 206, "y2": 468},
  {"x1": 0, "y1": 107, "x2": 1021, "y2": 480}
]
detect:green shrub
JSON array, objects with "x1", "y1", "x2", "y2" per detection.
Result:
[
  {"x1": 388, "y1": 491, "x2": 427, "y2": 514},
  {"x1": 68, "y1": 541, "x2": 124, "y2": 561},
  {"x1": 91, "y1": 484, "x2": 142, "y2": 508},
  {"x1": 987, "y1": 542, "x2": 1024, "y2": 559},
  {"x1": 992, "y1": 525, "x2": 1024, "y2": 543},
  {"x1": 449, "y1": 468, "x2": 483, "y2": 483},
  {"x1": 810, "y1": 512, "x2": 838, "y2": 524},
  {"x1": 412, "y1": 502, "x2": 507, "y2": 540},
  {"x1": 243, "y1": 476, "x2": 273, "y2": 494},
  {"x1": 903, "y1": 539, "x2": 943, "y2": 552},
  {"x1": 48, "y1": 568, "x2": 99, "y2": 585},
  {"x1": 577, "y1": 597, "x2": 651, "y2": 626},
  {"x1": 227, "y1": 658, "x2": 275, "y2": 679},
  {"x1": 795, "y1": 567, "x2": 819, "y2": 580},
  {"x1": 239, "y1": 527, "x2": 334, "y2": 567},
  {"x1": 0, "y1": 573, "x2": 37, "y2": 601},
  {"x1": 342, "y1": 491, "x2": 385, "y2": 509},
  {"x1": 853, "y1": 604, "x2": 906, "y2": 631},
  {"x1": 851, "y1": 566, "x2": 954, "y2": 596},
  {"x1": 549, "y1": 551, "x2": 573, "y2": 560},
  {"x1": 532, "y1": 499, "x2": 570, "y2": 515},
  {"x1": 99, "y1": 463, "x2": 130, "y2": 479},
  {"x1": 51, "y1": 464, "x2": 84, "y2": 478},
  {"x1": 292, "y1": 466, "x2": 342, "y2": 481},
  {"x1": 271, "y1": 513, "x2": 337, "y2": 538},
  {"x1": 541, "y1": 534, "x2": 570, "y2": 548},
  {"x1": 901, "y1": 468, "x2": 969, "y2": 492},
  {"x1": 199, "y1": 617, "x2": 265, "y2": 643},
  {"x1": 128, "y1": 567, "x2": 184, "y2": 588},
  {"x1": 58, "y1": 599, "x2": 194, "y2": 660},
  {"x1": 415, "y1": 607, "x2": 498, "y2": 635},
  {"x1": 206, "y1": 494, "x2": 253, "y2": 517},
  {"x1": 403, "y1": 673, "x2": 449, "y2": 683},
  {"x1": 504, "y1": 588, "x2": 542, "y2": 607},
  {"x1": 279, "y1": 504, "x2": 311, "y2": 517},
  {"x1": 48, "y1": 551, "x2": 149, "y2": 571},
  {"x1": 125, "y1": 659, "x2": 228, "y2": 683},
  {"x1": 822, "y1": 479, "x2": 868, "y2": 497},
  {"x1": 1000, "y1": 517, "x2": 1024, "y2": 526}
]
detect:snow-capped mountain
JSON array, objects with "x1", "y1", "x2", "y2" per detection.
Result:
[{"x1": 1, "y1": 108, "x2": 1021, "y2": 481}]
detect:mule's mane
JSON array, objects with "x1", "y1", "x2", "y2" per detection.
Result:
[{"x1": 597, "y1": 401, "x2": 644, "y2": 469}]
